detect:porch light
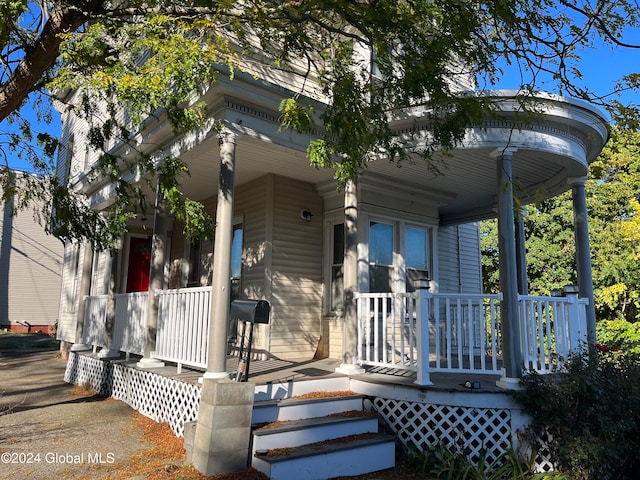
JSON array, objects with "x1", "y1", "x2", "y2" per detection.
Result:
[
  {"x1": 300, "y1": 208, "x2": 313, "y2": 222},
  {"x1": 564, "y1": 284, "x2": 579, "y2": 295}
]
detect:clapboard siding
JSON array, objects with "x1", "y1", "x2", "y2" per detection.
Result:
[
  {"x1": 0, "y1": 190, "x2": 63, "y2": 331},
  {"x1": 458, "y1": 223, "x2": 483, "y2": 293},
  {"x1": 234, "y1": 177, "x2": 269, "y2": 351},
  {"x1": 437, "y1": 223, "x2": 482, "y2": 294},
  {"x1": 268, "y1": 175, "x2": 323, "y2": 360}
]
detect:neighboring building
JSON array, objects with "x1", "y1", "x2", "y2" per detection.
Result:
[{"x1": 0, "y1": 173, "x2": 63, "y2": 333}]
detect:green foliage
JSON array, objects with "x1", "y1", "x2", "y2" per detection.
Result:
[
  {"x1": 517, "y1": 348, "x2": 640, "y2": 480},
  {"x1": 405, "y1": 442, "x2": 566, "y2": 480},
  {"x1": 597, "y1": 320, "x2": 640, "y2": 354},
  {"x1": 481, "y1": 127, "x2": 640, "y2": 323},
  {"x1": 2, "y1": 1, "x2": 640, "y2": 247}
]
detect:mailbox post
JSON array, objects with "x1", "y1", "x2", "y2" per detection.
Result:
[{"x1": 229, "y1": 299, "x2": 270, "y2": 382}]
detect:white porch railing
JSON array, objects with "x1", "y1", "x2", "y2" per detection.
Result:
[
  {"x1": 154, "y1": 286, "x2": 212, "y2": 371},
  {"x1": 356, "y1": 290, "x2": 588, "y2": 385},
  {"x1": 111, "y1": 292, "x2": 148, "y2": 356},
  {"x1": 519, "y1": 294, "x2": 588, "y2": 373},
  {"x1": 82, "y1": 295, "x2": 108, "y2": 351}
]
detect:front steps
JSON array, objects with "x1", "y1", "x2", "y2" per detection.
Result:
[{"x1": 250, "y1": 393, "x2": 395, "y2": 479}]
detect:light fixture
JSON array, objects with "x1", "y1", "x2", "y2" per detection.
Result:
[{"x1": 300, "y1": 209, "x2": 313, "y2": 222}]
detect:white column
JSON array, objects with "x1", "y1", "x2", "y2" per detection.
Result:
[
  {"x1": 70, "y1": 241, "x2": 93, "y2": 351},
  {"x1": 98, "y1": 247, "x2": 121, "y2": 359},
  {"x1": 569, "y1": 176, "x2": 597, "y2": 345},
  {"x1": 204, "y1": 133, "x2": 237, "y2": 379},
  {"x1": 336, "y1": 178, "x2": 365, "y2": 375},
  {"x1": 493, "y1": 148, "x2": 523, "y2": 388},
  {"x1": 137, "y1": 175, "x2": 168, "y2": 368},
  {"x1": 515, "y1": 208, "x2": 528, "y2": 295}
]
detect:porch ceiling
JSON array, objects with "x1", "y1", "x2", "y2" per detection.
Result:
[
  {"x1": 179, "y1": 134, "x2": 573, "y2": 225},
  {"x1": 173, "y1": 90, "x2": 608, "y2": 226}
]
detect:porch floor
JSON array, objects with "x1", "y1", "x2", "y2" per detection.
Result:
[{"x1": 99, "y1": 352, "x2": 505, "y2": 393}]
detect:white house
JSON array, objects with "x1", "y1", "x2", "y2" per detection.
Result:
[{"x1": 56, "y1": 30, "x2": 609, "y2": 477}]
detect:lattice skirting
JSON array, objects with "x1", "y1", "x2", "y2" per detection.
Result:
[
  {"x1": 370, "y1": 398, "x2": 512, "y2": 467},
  {"x1": 64, "y1": 352, "x2": 201, "y2": 437}
]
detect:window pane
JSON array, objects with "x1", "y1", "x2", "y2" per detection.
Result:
[
  {"x1": 331, "y1": 265, "x2": 344, "y2": 310},
  {"x1": 333, "y1": 223, "x2": 344, "y2": 264},
  {"x1": 369, "y1": 265, "x2": 393, "y2": 293},
  {"x1": 406, "y1": 228, "x2": 427, "y2": 270},
  {"x1": 231, "y1": 224, "x2": 243, "y2": 279},
  {"x1": 370, "y1": 222, "x2": 393, "y2": 266}
]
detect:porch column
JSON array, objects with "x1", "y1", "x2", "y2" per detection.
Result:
[
  {"x1": 515, "y1": 208, "x2": 529, "y2": 295},
  {"x1": 569, "y1": 176, "x2": 596, "y2": 345},
  {"x1": 204, "y1": 133, "x2": 237, "y2": 379},
  {"x1": 336, "y1": 178, "x2": 365, "y2": 375},
  {"x1": 192, "y1": 131, "x2": 254, "y2": 477},
  {"x1": 98, "y1": 247, "x2": 120, "y2": 359},
  {"x1": 70, "y1": 240, "x2": 93, "y2": 352},
  {"x1": 137, "y1": 175, "x2": 168, "y2": 368},
  {"x1": 493, "y1": 148, "x2": 523, "y2": 387}
]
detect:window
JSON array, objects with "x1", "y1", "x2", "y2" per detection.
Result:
[
  {"x1": 369, "y1": 221, "x2": 394, "y2": 293},
  {"x1": 187, "y1": 240, "x2": 201, "y2": 287},
  {"x1": 405, "y1": 227, "x2": 430, "y2": 291},
  {"x1": 330, "y1": 223, "x2": 345, "y2": 311},
  {"x1": 230, "y1": 223, "x2": 243, "y2": 301}
]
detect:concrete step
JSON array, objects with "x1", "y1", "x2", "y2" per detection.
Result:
[
  {"x1": 252, "y1": 433, "x2": 396, "y2": 480},
  {"x1": 251, "y1": 394, "x2": 364, "y2": 425},
  {"x1": 252, "y1": 412, "x2": 380, "y2": 455}
]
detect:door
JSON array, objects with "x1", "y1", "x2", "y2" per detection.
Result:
[{"x1": 126, "y1": 236, "x2": 152, "y2": 292}]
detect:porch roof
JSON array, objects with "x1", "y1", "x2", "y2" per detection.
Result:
[{"x1": 161, "y1": 86, "x2": 609, "y2": 226}]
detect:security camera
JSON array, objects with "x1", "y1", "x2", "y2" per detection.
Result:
[{"x1": 300, "y1": 209, "x2": 313, "y2": 222}]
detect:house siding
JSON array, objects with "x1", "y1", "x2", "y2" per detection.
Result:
[
  {"x1": 268, "y1": 175, "x2": 323, "y2": 360},
  {"x1": 0, "y1": 195, "x2": 63, "y2": 332},
  {"x1": 234, "y1": 176, "x2": 269, "y2": 354},
  {"x1": 437, "y1": 223, "x2": 482, "y2": 294}
]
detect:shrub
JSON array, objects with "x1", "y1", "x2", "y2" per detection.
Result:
[
  {"x1": 516, "y1": 347, "x2": 640, "y2": 480},
  {"x1": 597, "y1": 320, "x2": 640, "y2": 354}
]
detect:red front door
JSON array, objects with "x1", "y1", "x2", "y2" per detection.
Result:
[{"x1": 126, "y1": 237, "x2": 152, "y2": 292}]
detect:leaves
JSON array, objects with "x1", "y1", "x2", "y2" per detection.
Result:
[
  {"x1": 2, "y1": 1, "x2": 640, "y2": 249},
  {"x1": 482, "y1": 127, "x2": 640, "y2": 322}
]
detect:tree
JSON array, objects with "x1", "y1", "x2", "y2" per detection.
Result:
[
  {"x1": 482, "y1": 127, "x2": 640, "y2": 323},
  {"x1": 2, "y1": 1, "x2": 640, "y2": 248}
]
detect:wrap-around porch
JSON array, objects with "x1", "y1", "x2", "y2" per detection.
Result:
[{"x1": 78, "y1": 285, "x2": 588, "y2": 386}]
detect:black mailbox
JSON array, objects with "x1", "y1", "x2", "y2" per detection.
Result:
[{"x1": 230, "y1": 299, "x2": 270, "y2": 324}]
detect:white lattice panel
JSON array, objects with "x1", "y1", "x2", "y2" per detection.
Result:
[
  {"x1": 64, "y1": 352, "x2": 112, "y2": 394},
  {"x1": 64, "y1": 352, "x2": 201, "y2": 437},
  {"x1": 372, "y1": 398, "x2": 511, "y2": 467}
]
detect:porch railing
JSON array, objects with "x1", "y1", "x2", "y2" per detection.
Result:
[
  {"x1": 519, "y1": 294, "x2": 588, "y2": 373},
  {"x1": 356, "y1": 290, "x2": 588, "y2": 385},
  {"x1": 154, "y1": 286, "x2": 212, "y2": 371},
  {"x1": 111, "y1": 292, "x2": 148, "y2": 356},
  {"x1": 81, "y1": 294, "x2": 108, "y2": 351}
]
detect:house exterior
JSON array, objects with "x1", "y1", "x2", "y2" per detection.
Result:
[
  {"x1": 0, "y1": 173, "x2": 63, "y2": 333},
  {"x1": 55, "y1": 32, "x2": 609, "y2": 476}
]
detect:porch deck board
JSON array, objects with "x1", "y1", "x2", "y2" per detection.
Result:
[{"x1": 104, "y1": 353, "x2": 505, "y2": 393}]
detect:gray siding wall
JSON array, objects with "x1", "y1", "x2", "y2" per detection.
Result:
[
  {"x1": 437, "y1": 223, "x2": 482, "y2": 294},
  {"x1": 0, "y1": 195, "x2": 63, "y2": 331}
]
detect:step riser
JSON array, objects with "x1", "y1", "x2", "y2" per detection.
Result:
[
  {"x1": 253, "y1": 440, "x2": 395, "y2": 480},
  {"x1": 252, "y1": 396, "x2": 363, "y2": 424},
  {"x1": 254, "y1": 377, "x2": 350, "y2": 401},
  {"x1": 252, "y1": 417, "x2": 379, "y2": 454}
]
